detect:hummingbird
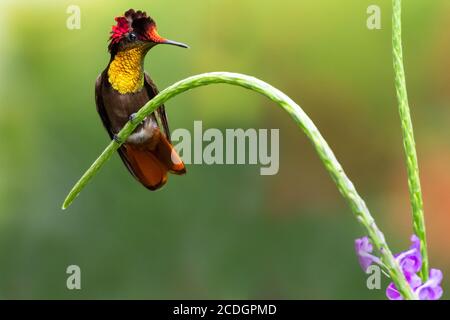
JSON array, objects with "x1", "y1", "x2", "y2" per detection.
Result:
[{"x1": 95, "y1": 9, "x2": 188, "y2": 190}]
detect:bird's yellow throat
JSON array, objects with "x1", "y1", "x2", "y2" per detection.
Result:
[{"x1": 108, "y1": 46, "x2": 147, "y2": 94}]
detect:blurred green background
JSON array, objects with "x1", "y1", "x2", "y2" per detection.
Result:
[{"x1": 0, "y1": 0, "x2": 449, "y2": 299}]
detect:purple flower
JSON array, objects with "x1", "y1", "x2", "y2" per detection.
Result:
[
  {"x1": 355, "y1": 236, "x2": 381, "y2": 272},
  {"x1": 386, "y1": 283, "x2": 402, "y2": 300},
  {"x1": 355, "y1": 234, "x2": 444, "y2": 300},
  {"x1": 386, "y1": 273, "x2": 422, "y2": 300},
  {"x1": 415, "y1": 269, "x2": 443, "y2": 300},
  {"x1": 386, "y1": 269, "x2": 443, "y2": 300},
  {"x1": 395, "y1": 235, "x2": 422, "y2": 276}
]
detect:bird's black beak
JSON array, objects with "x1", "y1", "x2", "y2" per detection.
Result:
[
  {"x1": 146, "y1": 26, "x2": 189, "y2": 49},
  {"x1": 161, "y1": 39, "x2": 190, "y2": 49}
]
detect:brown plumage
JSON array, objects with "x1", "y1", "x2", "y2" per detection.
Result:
[{"x1": 95, "y1": 9, "x2": 188, "y2": 190}]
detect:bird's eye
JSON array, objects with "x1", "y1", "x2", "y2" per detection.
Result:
[{"x1": 128, "y1": 32, "x2": 137, "y2": 41}]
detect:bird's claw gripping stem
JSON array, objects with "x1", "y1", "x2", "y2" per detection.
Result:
[
  {"x1": 129, "y1": 113, "x2": 145, "y2": 125},
  {"x1": 114, "y1": 114, "x2": 142, "y2": 144},
  {"x1": 113, "y1": 134, "x2": 123, "y2": 144},
  {"x1": 129, "y1": 113, "x2": 138, "y2": 123}
]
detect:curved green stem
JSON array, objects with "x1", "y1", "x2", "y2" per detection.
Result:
[
  {"x1": 392, "y1": 0, "x2": 428, "y2": 280},
  {"x1": 61, "y1": 72, "x2": 416, "y2": 299}
]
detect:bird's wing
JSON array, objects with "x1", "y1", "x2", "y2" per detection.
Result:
[
  {"x1": 95, "y1": 71, "x2": 141, "y2": 181},
  {"x1": 95, "y1": 72, "x2": 114, "y2": 139},
  {"x1": 144, "y1": 73, "x2": 172, "y2": 143}
]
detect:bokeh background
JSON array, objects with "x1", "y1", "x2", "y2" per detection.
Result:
[{"x1": 0, "y1": 0, "x2": 449, "y2": 299}]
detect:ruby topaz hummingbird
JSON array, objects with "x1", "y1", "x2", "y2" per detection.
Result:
[{"x1": 95, "y1": 9, "x2": 188, "y2": 190}]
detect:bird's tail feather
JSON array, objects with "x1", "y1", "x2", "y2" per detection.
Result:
[{"x1": 118, "y1": 131, "x2": 185, "y2": 191}]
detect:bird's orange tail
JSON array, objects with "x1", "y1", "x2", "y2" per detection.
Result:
[{"x1": 118, "y1": 131, "x2": 185, "y2": 190}]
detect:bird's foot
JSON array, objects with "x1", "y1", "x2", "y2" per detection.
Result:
[
  {"x1": 129, "y1": 113, "x2": 146, "y2": 125},
  {"x1": 113, "y1": 134, "x2": 123, "y2": 144},
  {"x1": 129, "y1": 113, "x2": 138, "y2": 123}
]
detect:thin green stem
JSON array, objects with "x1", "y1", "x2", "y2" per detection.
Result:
[
  {"x1": 62, "y1": 72, "x2": 416, "y2": 299},
  {"x1": 392, "y1": 0, "x2": 429, "y2": 280}
]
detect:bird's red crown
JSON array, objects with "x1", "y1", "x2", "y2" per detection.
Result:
[
  {"x1": 109, "y1": 9, "x2": 160, "y2": 45},
  {"x1": 110, "y1": 16, "x2": 131, "y2": 44},
  {"x1": 107, "y1": 9, "x2": 188, "y2": 54}
]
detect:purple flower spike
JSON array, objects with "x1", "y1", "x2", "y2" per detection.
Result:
[
  {"x1": 355, "y1": 237, "x2": 381, "y2": 272},
  {"x1": 416, "y1": 269, "x2": 444, "y2": 300},
  {"x1": 355, "y1": 233, "x2": 443, "y2": 300}
]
